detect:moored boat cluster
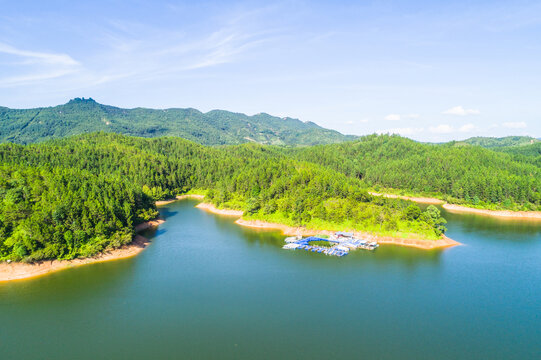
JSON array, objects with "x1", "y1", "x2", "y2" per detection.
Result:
[{"x1": 282, "y1": 232, "x2": 379, "y2": 257}]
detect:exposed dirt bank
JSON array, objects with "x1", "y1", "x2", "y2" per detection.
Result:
[
  {"x1": 443, "y1": 204, "x2": 541, "y2": 220},
  {"x1": 195, "y1": 202, "x2": 244, "y2": 216},
  {"x1": 156, "y1": 194, "x2": 205, "y2": 206},
  {"x1": 369, "y1": 192, "x2": 445, "y2": 205}
]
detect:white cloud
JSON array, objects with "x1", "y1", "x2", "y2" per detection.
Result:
[
  {"x1": 384, "y1": 114, "x2": 401, "y2": 121},
  {"x1": 93, "y1": 13, "x2": 285, "y2": 85},
  {"x1": 0, "y1": 70, "x2": 79, "y2": 86},
  {"x1": 0, "y1": 43, "x2": 79, "y2": 66},
  {"x1": 0, "y1": 43, "x2": 81, "y2": 87},
  {"x1": 0, "y1": 9, "x2": 281, "y2": 90},
  {"x1": 459, "y1": 123, "x2": 476, "y2": 132},
  {"x1": 502, "y1": 121, "x2": 527, "y2": 129},
  {"x1": 429, "y1": 124, "x2": 454, "y2": 134},
  {"x1": 442, "y1": 105, "x2": 480, "y2": 116},
  {"x1": 384, "y1": 113, "x2": 419, "y2": 121}
]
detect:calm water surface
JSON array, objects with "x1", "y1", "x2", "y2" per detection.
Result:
[{"x1": 1, "y1": 200, "x2": 540, "y2": 359}]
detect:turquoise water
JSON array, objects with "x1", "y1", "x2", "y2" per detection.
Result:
[{"x1": 1, "y1": 199, "x2": 540, "y2": 359}]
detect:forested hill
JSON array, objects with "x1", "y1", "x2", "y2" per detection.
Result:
[
  {"x1": 458, "y1": 136, "x2": 539, "y2": 148},
  {"x1": 286, "y1": 134, "x2": 541, "y2": 211},
  {"x1": 499, "y1": 142, "x2": 541, "y2": 158},
  {"x1": 0, "y1": 98, "x2": 356, "y2": 146},
  {"x1": 458, "y1": 136, "x2": 541, "y2": 166}
]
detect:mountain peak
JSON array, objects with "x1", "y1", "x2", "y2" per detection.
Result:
[{"x1": 67, "y1": 97, "x2": 97, "y2": 105}]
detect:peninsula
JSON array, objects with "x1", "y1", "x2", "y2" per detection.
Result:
[{"x1": 196, "y1": 202, "x2": 459, "y2": 250}]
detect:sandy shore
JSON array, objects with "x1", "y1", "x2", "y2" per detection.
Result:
[
  {"x1": 235, "y1": 219, "x2": 459, "y2": 250},
  {"x1": 369, "y1": 192, "x2": 445, "y2": 205},
  {"x1": 156, "y1": 194, "x2": 204, "y2": 206},
  {"x1": 443, "y1": 204, "x2": 541, "y2": 220},
  {"x1": 134, "y1": 218, "x2": 166, "y2": 232},
  {"x1": 196, "y1": 202, "x2": 244, "y2": 216},
  {"x1": 0, "y1": 219, "x2": 165, "y2": 282}
]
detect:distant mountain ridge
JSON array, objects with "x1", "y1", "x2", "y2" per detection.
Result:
[{"x1": 0, "y1": 98, "x2": 357, "y2": 146}]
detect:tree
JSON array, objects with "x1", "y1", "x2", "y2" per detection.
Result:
[
  {"x1": 422, "y1": 205, "x2": 447, "y2": 235},
  {"x1": 405, "y1": 205, "x2": 422, "y2": 220}
]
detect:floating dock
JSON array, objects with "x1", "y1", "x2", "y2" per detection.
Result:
[{"x1": 282, "y1": 234, "x2": 378, "y2": 257}]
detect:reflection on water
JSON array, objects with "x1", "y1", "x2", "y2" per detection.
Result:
[
  {"x1": 158, "y1": 208, "x2": 179, "y2": 220},
  {"x1": 444, "y1": 211, "x2": 541, "y2": 244},
  {"x1": 360, "y1": 245, "x2": 442, "y2": 266},
  {"x1": 0, "y1": 256, "x2": 138, "y2": 310}
]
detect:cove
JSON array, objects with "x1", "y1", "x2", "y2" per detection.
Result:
[{"x1": 0, "y1": 199, "x2": 540, "y2": 359}]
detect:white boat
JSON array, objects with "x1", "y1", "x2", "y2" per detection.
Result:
[
  {"x1": 284, "y1": 235, "x2": 302, "y2": 243},
  {"x1": 282, "y1": 243, "x2": 301, "y2": 249}
]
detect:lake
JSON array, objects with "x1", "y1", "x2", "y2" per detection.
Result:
[{"x1": 1, "y1": 199, "x2": 540, "y2": 359}]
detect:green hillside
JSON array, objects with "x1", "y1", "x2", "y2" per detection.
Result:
[
  {"x1": 499, "y1": 142, "x2": 541, "y2": 157},
  {"x1": 0, "y1": 98, "x2": 356, "y2": 146},
  {"x1": 458, "y1": 136, "x2": 539, "y2": 148},
  {"x1": 286, "y1": 134, "x2": 541, "y2": 210}
]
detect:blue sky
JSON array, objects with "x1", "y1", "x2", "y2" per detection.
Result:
[{"x1": 1, "y1": 0, "x2": 540, "y2": 141}]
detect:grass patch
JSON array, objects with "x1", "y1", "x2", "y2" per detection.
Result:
[{"x1": 308, "y1": 240, "x2": 334, "y2": 247}]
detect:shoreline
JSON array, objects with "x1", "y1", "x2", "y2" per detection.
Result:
[
  {"x1": 442, "y1": 204, "x2": 541, "y2": 220},
  {"x1": 0, "y1": 219, "x2": 165, "y2": 283},
  {"x1": 1, "y1": 193, "x2": 206, "y2": 283},
  {"x1": 196, "y1": 202, "x2": 459, "y2": 250},
  {"x1": 156, "y1": 194, "x2": 204, "y2": 206},
  {"x1": 1, "y1": 195, "x2": 465, "y2": 282},
  {"x1": 195, "y1": 202, "x2": 244, "y2": 216},
  {"x1": 370, "y1": 192, "x2": 541, "y2": 220}
]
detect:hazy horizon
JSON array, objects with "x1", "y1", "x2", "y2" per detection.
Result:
[{"x1": 1, "y1": 0, "x2": 540, "y2": 141}]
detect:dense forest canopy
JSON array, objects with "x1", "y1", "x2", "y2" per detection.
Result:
[
  {"x1": 0, "y1": 133, "x2": 446, "y2": 262},
  {"x1": 285, "y1": 134, "x2": 541, "y2": 210},
  {"x1": 495, "y1": 142, "x2": 541, "y2": 167},
  {"x1": 0, "y1": 98, "x2": 356, "y2": 146},
  {"x1": 0, "y1": 164, "x2": 157, "y2": 262},
  {"x1": 459, "y1": 136, "x2": 539, "y2": 148}
]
